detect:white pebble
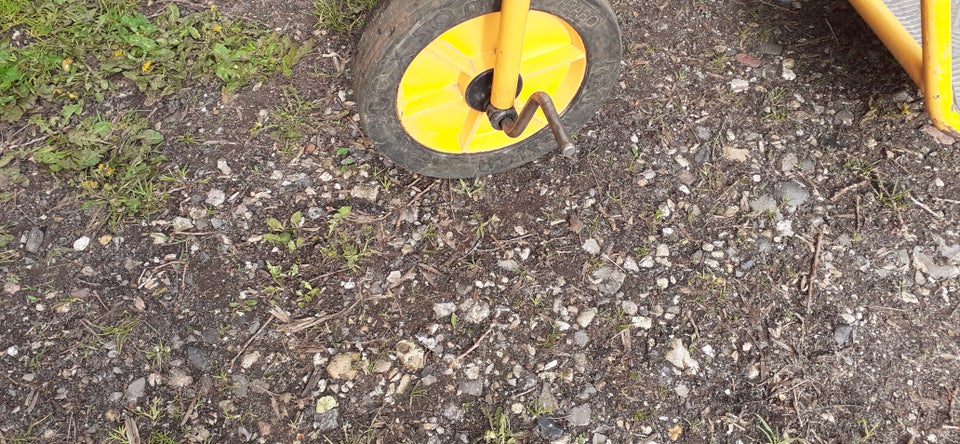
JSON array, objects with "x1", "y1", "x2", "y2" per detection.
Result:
[{"x1": 73, "y1": 236, "x2": 91, "y2": 251}]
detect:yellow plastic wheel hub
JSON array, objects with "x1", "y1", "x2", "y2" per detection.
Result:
[{"x1": 397, "y1": 11, "x2": 587, "y2": 154}]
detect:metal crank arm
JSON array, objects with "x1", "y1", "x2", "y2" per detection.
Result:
[{"x1": 487, "y1": 92, "x2": 578, "y2": 157}]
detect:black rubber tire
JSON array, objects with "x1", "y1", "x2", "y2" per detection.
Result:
[{"x1": 355, "y1": 0, "x2": 621, "y2": 178}]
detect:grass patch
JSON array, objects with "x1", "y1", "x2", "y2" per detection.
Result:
[
  {"x1": 1, "y1": 0, "x2": 311, "y2": 226},
  {"x1": 312, "y1": 0, "x2": 378, "y2": 32},
  {"x1": 250, "y1": 87, "x2": 322, "y2": 156}
]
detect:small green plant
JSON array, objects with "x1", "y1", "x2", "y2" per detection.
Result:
[
  {"x1": 857, "y1": 419, "x2": 880, "y2": 443},
  {"x1": 147, "y1": 431, "x2": 179, "y2": 444},
  {"x1": 453, "y1": 178, "x2": 485, "y2": 200},
  {"x1": 312, "y1": 0, "x2": 378, "y2": 32},
  {"x1": 263, "y1": 211, "x2": 306, "y2": 251},
  {"x1": 874, "y1": 179, "x2": 909, "y2": 209},
  {"x1": 98, "y1": 316, "x2": 139, "y2": 353},
  {"x1": 136, "y1": 398, "x2": 164, "y2": 424},
  {"x1": 756, "y1": 415, "x2": 807, "y2": 444},
  {"x1": 482, "y1": 407, "x2": 516, "y2": 444},
  {"x1": 229, "y1": 298, "x2": 258, "y2": 312},
  {"x1": 144, "y1": 341, "x2": 171, "y2": 370},
  {"x1": 250, "y1": 87, "x2": 321, "y2": 155},
  {"x1": 105, "y1": 424, "x2": 130, "y2": 444},
  {"x1": 321, "y1": 206, "x2": 372, "y2": 272}
]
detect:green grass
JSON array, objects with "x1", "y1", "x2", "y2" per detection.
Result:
[
  {"x1": 1, "y1": 0, "x2": 310, "y2": 226},
  {"x1": 312, "y1": 0, "x2": 378, "y2": 32},
  {"x1": 250, "y1": 87, "x2": 322, "y2": 156}
]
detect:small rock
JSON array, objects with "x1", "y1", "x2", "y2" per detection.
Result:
[
  {"x1": 834, "y1": 325, "x2": 854, "y2": 345},
  {"x1": 566, "y1": 404, "x2": 592, "y2": 427},
  {"x1": 633, "y1": 316, "x2": 653, "y2": 330},
  {"x1": 125, "y1": 377, "x2": 146, "y2": 402},
  {"x1": 217, "y1": 160, "x2": 232, "y2": 175},
  {"x1": 735, "y1": 53, "x2": 762, "y2": 68},
  {"x1": 460, "y1": 299, "x2": 490, "y2": 324},
  {"x1": 925, "y1": 125, "x2": 956, "y2": 145},
  {"x1": 535, "y1": 416, "x2": 564, "y2": 439},
  {"x1": 781, "y1": 67, "x2": 796, "y2": 81},
  {"x1": 459, "y1": 379, "x2": 484, "y2": 397},
  {"x1": 534, "y1": 416, "x2": 563, "y2": 440},
  {"x1": 780, "y1": 153, "x2": 799, "y2": 172},
  {"x1": 172, "y1": 217, "x2": 193, "y2": 232},
  {"x1": 315, "y1": 395, "x2": 337, "y2": 414},
  {"x1": 395, "y1": 340, "x2": 426, "y2": 371},
  {"x1": 593, "y1": 267, "x2": 626, "y2": 295},
  {"x1": 574, "y1": 331, "x2": 590, "y2": 347},
  {"x1": 675, "y1": 384, "x2": 690, "y2": 399},
  {"x1": 73, "y1": 236, "x2": 90, "y2": 251},
  {"x1": 205, "y1": 189, "x2": 226, "y2": 207},
  {"x1": 168, "y1": 369, "x2": 194, "y2": 388},
  {"x1": 433, "y1": 302, "x2": 456, "y2": 318},
  {"x1": 582, "y1": 238, "x2": 601, "y2": 255},
  {"x1": 576, "y1": 308, "x2": 597, "y2": 327},
  {"x1": 350, "y1": 184, "x2": 380, "y2": 201},
  {"x1": 315, "y1": 408, "x2": 339, "y2": 432},
  {"x1": 695, "y1": 126, "x2": 712, "y2": 141},
  {"x1": 730, "y1": 79, "x2": 750, "y2": 93},
  {"x1": 758, "y1": 42, "x2": 783, "y2": 55},
  {"x1": 327, "y1": 353, "x2": 359, "y2": 380},
  {"x1": 776, "y1": 180, "x2": 810, "y2": 211},
  {"x1": 722, "y1": 145, "x2": 749, "y2": 162},
  {"x1": 3, "y1": 282, "x2": 20, "y2": 295},
  {"x1": 443, "y1": 403, "x2": 465, "y2": 421},
  {"x1": 25, "y1": 227, "x2": 44, "y2": 253},
  {"x1": 913, "y1": 249, "x2": 960, "y2": 280},
  {"x1": 750, "y1": 195, "x2": 778, "y2": 214},
  {"x1": 623, "y1": 257, "x2": 639, "y2": 272},
  {"x1": 776, "y1": 220, "x2": 795, "y2": 237},
  {"x1": 664, "y1": 339, "x2": 699, "y2": 372},
  {"x1": 240, "y1": 350, "x2": 261, "y2": 369},
  {"x1": 835, "y1": 110, "x2": 855, "y2": 126},
  {"x1": 6, "y1": 345, "x2": 18, "y2": 357},
  {"x1": 186, "y1": 347, "x2": 210, "y2": 371},
  {"x1": 498, "y1": 259, "x2": 520, "y2": 272}
]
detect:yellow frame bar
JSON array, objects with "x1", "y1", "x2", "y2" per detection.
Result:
[
  {"x1": 490, "y1": 0, "x2": 530, "y2": 110},
  {"x1": 847, "y1": 0, "x2": 922, "y2": 85},
  {"x1": 921, "y1": 0, "x2": 960, "y2": 136}
]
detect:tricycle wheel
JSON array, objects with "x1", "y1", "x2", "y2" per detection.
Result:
[{"x1": 355, "y1": 0, "x2": 621, "y2": 178}]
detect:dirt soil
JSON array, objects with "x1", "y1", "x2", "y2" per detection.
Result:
[{"x1": 3, "y1": 0, "x2": 960, "y2": 442}]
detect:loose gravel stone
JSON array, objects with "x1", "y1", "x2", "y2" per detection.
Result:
[
  {"x1": 460, "y1": 299, "x2": 490, "y2": 324},
  {"x1": 582, "y1": 238, "x2": 601, "y2": 255},
  {"x1": 25, "y1": 227, "x2": 43, "y2": 253},
  {"x1": 396, "y1": 340, "x2": 425, "y2": 371},
  {"x1": 315, "y1": 396, "x2": 337, "y2": 414},
  {"x1": 750, "y1": 194, "x2": 777, "y2": 214},
  {"x1": 593, "y1": 266, "x2": 626, "y2": 295},
  {"x1": 327, "y1": 353, "x2": 359, "y2": 380},
  {"x1": 73, "y1": 236, "x2": 90, "y2": 251},
  {"x1": 535, "y1": 416, "x2": 564, "y2": 439},
  {"x1": 776, "y1": 180, "x2": 811, "y2": 211},
  {"x1": 167, "y1": 369, "x2": 194, "y2": 388},
  {"x1": 125, "y1": 377, "x2": 146, "y2": 402},
  {"x1": 240, "y1": 350, "x2": 260, "y2": 369},
  {"x1": 834, "y1": 325, "x2": 854, "y2": 345},
  {"x1": 433, "y1": 302, "x2": 456, "y2": 318},
  {"x1": 566, "y1": 404, "x2": 592, "y2": 426},
  {"x1": 665, "y1": 339, "x2": 700, "y2": 372},
  {"x1": 576, "y1": 308, "x2": 597, "y2": 327},
  {"x1": 574, "y1": 331, "x2": 590, "y2": 347},
  {"x1": 459, "y1": 379, "x2": 484, "y2": 397},
  {"x1": 186, "y1": 346, "x2": 210, "y2": 371},
  {"x1": 206, "y1": 189, "x2": 226, "y2": 207},
  {"x1": 730, "y1": 79, "x2": 749, "y2": 93}
]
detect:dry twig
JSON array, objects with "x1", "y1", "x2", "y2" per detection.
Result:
[
  {"x1": 450, "y1": 323, "x2": 495, "y2": 367},
  {"x1": 806, "y1": 231, "x2": 824, "y2": 314}
]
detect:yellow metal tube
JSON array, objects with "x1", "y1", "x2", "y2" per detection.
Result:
[
  {"x1": 847, "y1": 0, "x2": 922, "y2": 85},
  {"x1": 490, "y1": 0, "x2": 530, "y2": 110},
  {"x1": 921, "y1": 0, "x2": 960, "y2": 136}
]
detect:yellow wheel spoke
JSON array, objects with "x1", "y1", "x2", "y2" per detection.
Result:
[
  {"x1": 399, "y1": 84, "x2": 463, "y2": 119},
  {"x1": 426, "y1": 41, "x2": 479, "y2": 76},
  {"x1": 521, "y1": 44, "x2": 586, "y2": 77},
  {"x1": 458, "y1": 109, "x2": 484, "y2": 152}
]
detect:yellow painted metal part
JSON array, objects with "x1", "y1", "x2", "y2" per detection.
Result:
[
  {"x1": 491, "y1": 0, "x2": 531, "y2": 110},
  {"x1": 921, "y1": 0, "x2": 960, "y2": 136},
  {"x1": 397, "y1": 11, "x2": 587, "y2": 154},
  {"x1": 848, "y1": 0, "x2": 922, "y2": 85}
]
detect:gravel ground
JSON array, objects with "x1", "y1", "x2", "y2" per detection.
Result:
[{"x1": 2, "y1": 0, "x2": 960, "y2": 443}]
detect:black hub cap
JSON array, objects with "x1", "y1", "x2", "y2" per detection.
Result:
[{"x1": 464, "y1": 69, "x2": 524, "y2": 111}]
